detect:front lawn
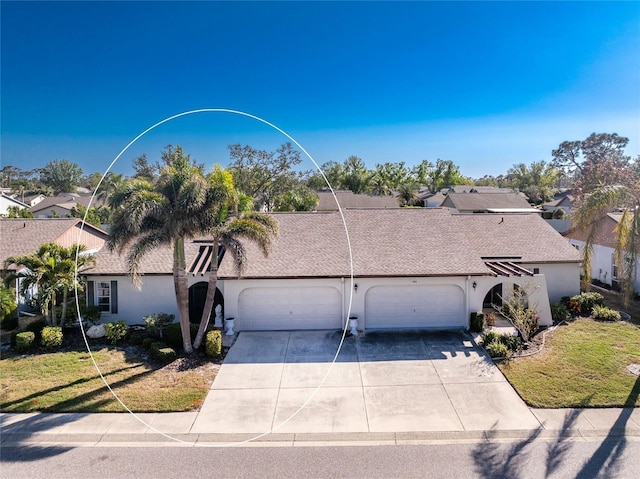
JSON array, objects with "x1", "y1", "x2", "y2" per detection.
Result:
[
  {"x1": 0, "y1": 345, "x2": 218, "y2": 413},
  {"x1": 499, "y1": 319, "x2": 640, "y2": 408}
]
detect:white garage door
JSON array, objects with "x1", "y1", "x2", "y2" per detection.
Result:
[
  {"x1": 238, "y1": 286, "x2": 342, "y2": 330},
  {"x1": 365, "y1": 285, "x2": 465, "y2": 329}
]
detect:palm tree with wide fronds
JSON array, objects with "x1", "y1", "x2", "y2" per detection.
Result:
[
  {"x1": 108, "y1": 146, "x2": 221, "y2": 353},
  {"x1": 108, "y1": 147, "x2": 277, "y2": 353},
  {"x1": 572, "y1": 183, "x2": 640, "y2": 305},
  {"x1": 4, "y1": 242, "x2": 94, "y2": 325},
  {"x1": 192, "y1": 169, "x2": 277, "y2": 348}
]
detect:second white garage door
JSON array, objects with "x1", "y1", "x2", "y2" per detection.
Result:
[
  {"x1": 238, "y1": 286, "x2": 342, "y2": 330},
  {"x1": 365, "y1": 285, "x2": 465, "y2": 329}
]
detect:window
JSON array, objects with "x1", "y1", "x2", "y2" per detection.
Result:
[
  {"x1": 97, "y1": 281, "x2": 111, "y2": 312},
  {"x1": 87, "y1": 280, "x2": 118, "y2": 314}
]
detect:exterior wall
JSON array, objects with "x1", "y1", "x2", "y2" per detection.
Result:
[
  {"x1": 86, "y1": 275, "x2": 177, "y2": 325},
  {"x1": 57, "y1": 224, "x2": 107, "y2": 251},
  {"x1": 469, "y1": 274, "x2": 553, "y2": 326},
  {"x1": 522, "y1": 262, "x2": 581, "y2": 303},
  {"x1": 34, "y1": 206, "x2": 72, "y2": 218},
  {"x1": 568, "y1": 239, "x2": 640, "y2": 293}
]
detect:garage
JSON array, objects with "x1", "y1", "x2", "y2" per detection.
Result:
[
  {"x1": 365, "y1": 284, "x2": 466, "y2": 329},
  {"x1": 237, "y1": 286, "x2": 342, "y2": 330}
]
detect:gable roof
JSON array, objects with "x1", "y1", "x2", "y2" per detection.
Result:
[
  {"x1": 84, "y1": 209, "x2": 580, "y2": 280},
  {"x1": 0, "y1": 218, "x2": 109, "y2": 266},
  {"x1": 442, "y1": 192, "x2": 534, "y2": 212},
  {"x1": 316, "y1": 190, "x2": 398, "y2": 211},
  {"x1": 29, "y1": 193, "x2": 105, "y2": 214}
]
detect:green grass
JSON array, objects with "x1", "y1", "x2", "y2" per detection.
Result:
[
  {"x1": 499, "y1": 319, "x2": 640, "y2": 408},
  {"x1": 0, "y1": 347, "x2": 216, "y2": 413}
]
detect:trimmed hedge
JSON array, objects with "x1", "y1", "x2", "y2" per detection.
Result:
[
  {"x1": 470, "y1": 311, "x2": 485, "y2": 332},
  {"x1": 41, "y1": 326, "x2": 63, "y2": 349},
  {"x1": 205, "y1": 330, "x2": 222, "y2": 357},
  {"x1": 15, "y1": 331, "x2": 35, "y2": 352}
]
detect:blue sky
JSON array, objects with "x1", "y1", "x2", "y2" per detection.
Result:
[{"x1": 2, "y1": 1, "x2": 639, "y2": 179}]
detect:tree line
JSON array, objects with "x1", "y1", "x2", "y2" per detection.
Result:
[{"x1": 2, "y1": 132, "x2": 638, "y2": 217}]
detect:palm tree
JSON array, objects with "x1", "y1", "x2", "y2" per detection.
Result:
[
  {"x1": 192, "y1": 203, "x2": 277, "y2": 348},
  {"x1": 572, "y1": 184, "x2": 640, "y2": 304},
  {"x1": 107, "y1": 148, "x2": 276, "y2": 354},
  {"x1": 4, "y1": 243, "x2": 94, "y2": 325},
  {"x1": 108, "y1": 146, "x2": 216, "y2": 353},
  {"x1": 396, "y1": 182, "x2": 420, "y2": 207}
]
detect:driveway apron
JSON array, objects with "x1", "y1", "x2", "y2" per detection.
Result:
[{"x1": 191, "y1": 330, "x2": 541, "y2": 434}]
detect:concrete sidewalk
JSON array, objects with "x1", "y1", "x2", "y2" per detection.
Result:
[
  {"x1": 1, "y1": 408, "x2": 639, "y2": 447},
  {"x1": 2, "y1": 330, "x2": 639, "y2": 447}
]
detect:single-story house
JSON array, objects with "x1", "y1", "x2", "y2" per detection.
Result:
[
  {"x1": 441, "y1": 192, "x2": 537, "y2": 214},
  {"x1": 0, "y1": 193, "x2": 28, "y2": 216},
  {"x1": 81, "y1": 209, "x2": 581, "y2": 330},
  {"x1": 29, "y1": 193, "x2": 105, "y2": 218},
  {"x1": 315, "y1": 190, "x2": 399, "y2": 211},
  {"x1": 1, "y1": 218, "x2": 109, "y2": 314},
  {"x1": 564, "y1": 212, "x2": 639, "y2": 293}
]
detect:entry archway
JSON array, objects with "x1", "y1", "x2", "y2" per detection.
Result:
[{"x1": 188, "y1": 281, "x2": 224, "y2": 323}]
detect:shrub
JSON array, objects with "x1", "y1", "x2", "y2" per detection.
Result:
[
  {"x1": 0, "y1": 285, "x2": 17, "y2": 328},
  {"x1": 470, "y1": 311, "x2": 484, "y2": 332},
  {"x1": 551, "y1": 303, "x2": 569, "y2": 323},
  {"x1": 105, "y1": 321, "x2": 129, "y2": 344},
  {"x1": 25, "y1": 318, "x2": 48, "y2": 344},
  {"x1": 81, "y1": 306, "x2": 102, "y2": 325},
  {"x1": 142, "y1": 337, "x2": 155, "y2": 349},
  {"x1": 1, "y1": 314, "x2": 19, "y2": 331},
  {"x1": 498, "y1": 333, "x2": 522, "y2": 352},
  {"x1": 485, "y1": 341, "x2": 509, "y2": 358},
  {"x1": 165, "y1": 322, "x2": 199, "y2": 350},
  {"x1": 15, "y1": 331, "x2": 35, "y2": 352},
  {"x1": 569, "y1": 292, "x2": 605, "y2": 315},
  {"x1": 152, "y1": 346, "x2": 177, "y2": 362},
  {"x1": 143, "y1": 312, "x2": 175, "y2": 338},
  {"x1": 41, "y1": 326, "x2": 63, "y2": 349},
  {"x1": 495, "y1": 287, "x2": 539, "y2": 342},
  {"x1": 485, "y1": 311, "x2": 496, "y2": 327},
  {"x1": 481, "y1": 330, "x2": 499, "y2": 346},
  {"x1": 149, "y1": 341, "x2": 176, "y2": 361},
  {"x1": 592, "y1": 305, "x2": 621, "y2": 321},
  {"x1": 129, "y1": 331, "x2": 147, "y2": 345},
  {"x1": 205, "y1": 329, "x2": 222, "y2": 357}
]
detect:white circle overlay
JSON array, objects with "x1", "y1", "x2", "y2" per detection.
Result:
[{"x1": 74, "y1": 108, "x2": 355, "y2": 446}]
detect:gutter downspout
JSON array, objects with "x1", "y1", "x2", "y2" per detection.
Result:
[
  {"x1": 466, "y1": 275, "x2": 471, "y2": 328},
  {"x1": 341, "y1": 277, "x2": 345, "y2": 327}
]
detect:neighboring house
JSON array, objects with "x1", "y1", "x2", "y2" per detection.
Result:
[
  {"x1": 315, "y1": 190, "x2": 399, "y2": 211},
  {"x1": 542, "y1": 191, "x2": 574, "y2": 215},
  {"x1": 29, "y1": 193, "x2": 104, "y2": 218},
  {"x1": 441, "y1": 192, "x2": 537, "y2": 214},
  {"x1": 564, "y1": 213, "x2": 639, "y2": 293},
  {"x1": 1, "y1": 218, "x2": 109, "y2": 315},
  {"x1": 0, "y1": 193, "x2": 28, "y2": 216},
  {"x1": 82, "y1": 209, "x2": 580, "y2": 330},
  {"x1": 418, "y1": 189, "x2": 446, "y2": 208},
  {"x1": 447, "y1": 186, "x2": 516, "y2": 194},
  {"x1": 21, "y1": 193, "x2": 47, "y2": 208}
]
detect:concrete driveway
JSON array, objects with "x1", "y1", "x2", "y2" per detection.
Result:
[{"x1": 191, "y1": 330, "x2": 541, "y2": 434}]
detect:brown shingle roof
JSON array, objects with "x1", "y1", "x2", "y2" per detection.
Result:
[
  {"x1": 84, "y1": 209, "x2": 579, "y2": 278},
  {"x1": 316, "y1": 190, "x2": 398, "y2": 211},
  {"x1": 442, "y1": 192, "x2": 533, "y2": 212},
  {"x1": 0, "y1": 218, "x2": 108, "y2": 265}
]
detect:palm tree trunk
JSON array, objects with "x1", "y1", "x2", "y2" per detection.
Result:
[
  {"x1": 173, "y1": 237, "x2": 193, "y2": 354},
  {"x1": 60, "y1": 288, "x2": 69, "y2": 327},
  {"x1": 193, "y1": 243, "x2": 219, "y2": 349}
]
